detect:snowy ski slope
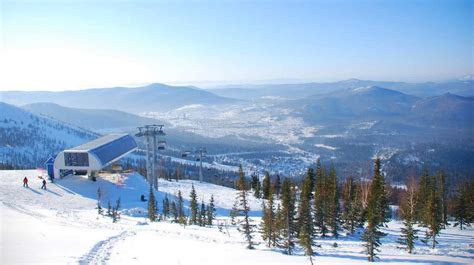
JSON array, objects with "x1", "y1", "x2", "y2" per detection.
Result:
[{"x1": 1, "y1": 170, "x2": 473, "y2": 264}]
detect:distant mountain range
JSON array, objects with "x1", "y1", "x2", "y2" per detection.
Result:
[
  {"x1": 1, "y1": 79, "x2": 472, "y2": 113},
  {"x1": 411, "y1": 93, "x2": 474, "y2": 126},
  {"x1": 209, "y1": 79, "x2": 474, "y2": 100},
  {"x1": 279, "y1": 86, "x2": 474, "y2": 128},
  {"x1": 284, "y1": 86, "x2": 419, "y2": 121},
  {"x1": 1, "y1": 83, "x2": 238, "y2": 113}
]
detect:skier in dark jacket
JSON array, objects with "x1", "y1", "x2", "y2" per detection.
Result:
[
  {"x1": 23, "y1": 177, "x2": 28, "y2": 188},
  {"x1": 41, "y1": 179, "x2": 47, "y2": 190}
]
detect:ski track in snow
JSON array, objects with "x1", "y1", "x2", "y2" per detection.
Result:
[
  {"x1": 78, "y1": 231, "x2": 136, "y2": 265},
  {"x1": 2, "y1": 201, "x2": 46, "y2": 219}
]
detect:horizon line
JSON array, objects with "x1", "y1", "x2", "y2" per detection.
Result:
[{"x1": 1, "y1": 75, "x2": 473, "y2": 92}]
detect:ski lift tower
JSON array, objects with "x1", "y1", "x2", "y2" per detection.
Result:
[
  {"x1": 136, "y1": 125, "x2": 166, "y2": 190},
  {"x1": 182, "y1": 147, "x2": 206, "y2": 183}
]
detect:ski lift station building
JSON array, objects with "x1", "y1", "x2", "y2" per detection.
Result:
[{"x1": 51, "y1": 133, "x2": 138, "y2": 179}]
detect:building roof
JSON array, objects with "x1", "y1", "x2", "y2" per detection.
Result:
[
  {"x1": 69, "y1": 134, "x2": 126, "y2": 151},
  {"x1": 66, "y1": 134, "x2": 137, "y2": 166}
]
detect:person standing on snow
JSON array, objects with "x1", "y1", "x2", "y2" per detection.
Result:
[
  {"x1": 23, "y1": 177, "x2": 28, "y2": 188},
  {"x1": 41, "y1": 179, "x2": 47, "y2": 190}
]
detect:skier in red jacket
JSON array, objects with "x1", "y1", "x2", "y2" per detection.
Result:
[{"x1": 23, "y1": 177, "x2": 28, "y2": 188}]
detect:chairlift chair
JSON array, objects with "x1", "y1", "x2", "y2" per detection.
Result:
[{"x1": 157, "y1": 140, "x2": 166, "y2": 150}]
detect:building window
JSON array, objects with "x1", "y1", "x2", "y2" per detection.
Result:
[{"x1": 64, "y1": 152, "x2": 89, "y2": 167}]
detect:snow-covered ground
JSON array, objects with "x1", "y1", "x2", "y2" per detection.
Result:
[
  {"x1": 1, "y1": 170, "x2": 473, "y2": 264},
  {"x1": 142, "y1": 104, "x2": 320, "y2": 146},
  {"x1": 143, "y1": 104, "x2": 326, "y2": 176},
  {"x1": 315, "y1": 144, "x2": 338, "y2": 151}
]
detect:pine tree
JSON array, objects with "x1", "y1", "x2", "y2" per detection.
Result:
[
  {"x1": 397, "y1": 177, "x2": 419, "y2": 254},
  {"x1": 298, "y1": 172, "x2": 315, "y2": 263},
  {"x1": 327, "y1": 163, "x2": 340, "y2": 238},
  {"x1": 273, "y1": 174, "x2": 281, "y2": 198},
  {"x1": 207, "y1": 195, "x2": 216, "y2": 226},
  {"x1": 236, "y1": 165, "x2": 255, "y2": 249},
  {"x1": 148, "y1": 184, "x2": 157, "y2": 222},
  {"x1": 97, "y1": 201, "x2": 103, "y2": 216},
  {"x1": 230, "y1": 199, "x2": 238, "y2": 225},
  {"x1": 314, "y1": 160, "x2": 328, "y2": 237},
  {"x1": 416, "y1": 168, "x2": 430, "y2": 224},
  {"x1": 438, "y1": 171, "x2": 448, "y2": 228},
  {"x1": 378, "y1": 172, "x2": 390, "y2": 225},
  {"x1": 199, "y1": 200, "x2": 206, "y2": 226},
  {"x1": 251, "y1": 173, "x2": 261, "y2": 198},
  {"x1": 170, "y1": 201, "x2": 178, "y2": 222},
  {"x1": 261, "y1": 201, "x2": 269, "y2": 244},
  {"x1": 342, "y1": 176, "x2": 356, "y2": 234},
  {"x1": 278, "y1": 178, "x2": 297, "y2": 255},
  {"x1": 453, "y1": 182, "x2": 472, "y2": 230},
  {"x1": 107, "y1": 200, "x2": 112, "y2": 217},
  {"x1": 275, "y1": 203, "x2": 283, "y2": 243},
  {"x1": 468, "y1": 181, "x2": 474, "y2": 226},
  {"x1": 361, "y1": 158, "x2": 387, "y2": 262},
  {"x1": 112, "y1": 197, "x2": 121, "y2": 223},
  {"x1": 97, "y1": 187, "x2": 103, "y2": 215},
  {"x1": 162, "y1": 195, "x2": 170, "y2": 220},
  {"x1": 177, "y1": 190, "x2": 186, "y2": 224},
  {"x1": 374, "y1": 159, "x2": 390, "y2": 226},
  {"x1": 361, "y1": 217, "x2": 386, "y2": 262},
  {"x1": 306, "y1": 167, "x2": 315, "y2": 198},
  {"x1": 262, "y1": 172, "x2": 271, "y2": 200},
  {"x1": 298, "y1": 167, "x2": 314, "y2": 231},
  {"x1": 190, "y1": 184, "x2": 198, "y2": 225},
  {"x1": 421, "y1": 175, "x2": 443, "y2": 249},
  {"x1": 261, "y1": 189, "x2": 277, "y2": 247},
  {"x1": 353, "y1": 181, "x2": 365, "y2": 228},
  {"x1": 205, "y1": 204, "x2": 211, "y2": 225}
]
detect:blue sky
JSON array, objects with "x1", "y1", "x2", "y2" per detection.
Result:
[{"x1": 1, "y1": 0, "x2": 472, "y2": 90}]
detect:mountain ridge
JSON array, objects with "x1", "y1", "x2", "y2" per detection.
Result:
[
  {"x1": 209, "y1": 79, "x2": 474, "y2": 99},
  {"x1": 22, "y1": 102, "x2": 167, "y2": 132},
  {"x1": 0, "y1": 83, "x2": 239, "y2": 113},
  {"x1": 0, "y1": 102, "x2": 97, "y2": 167}
]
